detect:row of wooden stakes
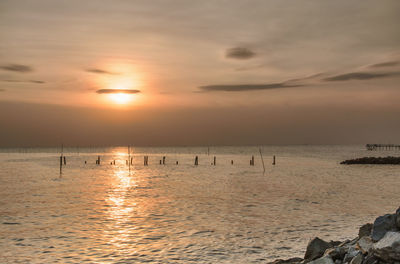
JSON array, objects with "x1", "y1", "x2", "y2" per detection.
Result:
[{"x1": 61, "y1": 155, "x2": 277, "y2": 166}]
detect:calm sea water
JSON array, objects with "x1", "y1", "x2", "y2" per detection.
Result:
[{"x1": 1, "y1": 145, "x2": 399, "y2": 263}]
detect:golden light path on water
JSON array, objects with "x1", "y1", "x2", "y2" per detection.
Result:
[{"x1": 104, "y1": 151, "x2": 137, "y2": 251}]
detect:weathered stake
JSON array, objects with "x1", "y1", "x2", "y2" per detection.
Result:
[
  {"x1": 259, "y1": 148, "x2": 265, "y2": 173},
  {"x1": 194, "y1": 156, "x2": 199, "y2": 166}
]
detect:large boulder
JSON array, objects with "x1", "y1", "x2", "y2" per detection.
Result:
[
  {"x1": 372, "y1": 231, "x2": 400, "y2": 262},
  {"x1": 304, "y1": 238, "x2": 334, "y2": 261},
  {"x1": 371, "y1": 214, "x2": 397, "y2": 241},
  {"x1": 358, "y1": 223, "x2": 373, "y2": 238}
]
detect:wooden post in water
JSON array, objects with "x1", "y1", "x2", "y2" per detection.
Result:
[
  {"x1": 162, "y1": 156, "x2": 166, "y2": 165},
  {"x1": 272, "y1": 155, "x2": 276, "y2": 165},
  {"x1": 250, "y1": 155, "x2": 255, "y2": 166},
  {"x1": 63, "y1": 156, "x2": 66, "y2": 165},
  {"x1": 231, "y1": 160, "x2": 234, "y2": 165},
  {"x1": 128, "y1": 146, "x2": 131, "y2": 173},
  {"x1": 213, "y1": 156, "x2": 216, "y2": 166},
  {"x1": 176, "y1": 161, "x2": 178, "y2": 165},
  {"x1": 259, "y1": 148, "x2": 265, "y2": 173},
  {"x1": 144, "y1": 156, "x2": 148, "y2": 166},
  {"x1": 97, "y1": 156, "x2": 101, "y2": 165},
  {"x1": 59, "y1": 144, "x2": 63, "y2": 176},
  {"x1": 59, "y1": 156, "x2": 63, "y2": 175},
  {"x1": 194, "y1": 156, "x2": 199, "y2": 166}
]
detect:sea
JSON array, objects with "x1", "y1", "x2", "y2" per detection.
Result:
[{"x1": 1, "y1": 145, "x2": 399, "y2": 263}]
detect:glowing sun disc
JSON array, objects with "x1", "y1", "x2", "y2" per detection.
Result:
[{"x1": 108, "y1": 93, "x2": 132, "y2": 104}]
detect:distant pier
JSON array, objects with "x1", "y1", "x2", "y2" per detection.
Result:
[{"x1": 366, "y1": 144, "x2": 400, "y2": 151}]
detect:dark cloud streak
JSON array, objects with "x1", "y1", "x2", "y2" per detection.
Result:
[
  {"x1": 324, "y1": 71, "x2": 400, "y2": 81},
  {"x1": 96, "y1": 89, "x2": 141, "y2": 94},
  {"x1": 2, "y1": 79, "x2": 45, "y2": 84},
  {"x1": 226, "y1": 47, "x2": 256, "y2": 60},
  {"x1": 200, "y1": 83, "x2": 302, "y2": 92},
  {"x1": 86, "y1": 68, "x2": 116, "y2": 75},
  {"x1": 369, "y1": 61, "x2": 400, "y2": 68},
  {"x1": 0, "y1": 64, "x2": 33, "y2": 73}
]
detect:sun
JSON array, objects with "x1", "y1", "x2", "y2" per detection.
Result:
[{"x1": 108, "y1": 93, "x2": 133, "y2": 105}]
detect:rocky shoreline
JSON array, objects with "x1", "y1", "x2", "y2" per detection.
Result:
[
  {"x1": 341, "y1": 157, "x2": 400, "y2": 165},
  {"x1": 269, "y1": 207, "x2": 400, "y2": 264}
]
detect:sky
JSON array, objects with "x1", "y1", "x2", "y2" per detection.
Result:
[{"x1": 0, "y1": 0, "x2": 400, "y2": 147}]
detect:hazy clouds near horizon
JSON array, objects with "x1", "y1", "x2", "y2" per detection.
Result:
[
  {"x1": 1, "y1": 99, "x2": 400, "y2": 147},
  {"x1": 0, "y1": 0, "x2": 400, "y2": 146}
]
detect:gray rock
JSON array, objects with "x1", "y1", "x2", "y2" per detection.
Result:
[
  {"x1": 372, "y1": 231, "x2": 400, "y2": 262},
  {"x1": 343, "y1": 247, "x2": 360, "y2": 263},
  {"x1": 305, "y1": 238, "x2": 334, "y2": 261},
  {"x1": 356, "y1": 236, "x2": 373, "y2": 254},
  {"x1": 349, "y1": 253, "x2": 363, "y2": 264},
  {"x1": 358, "y1": 223, "x2": 373, "y2": 239},
  {"x1": 324, "y1": 247, "x2": 347, "y2": 261},
  {"x1": 308, "y1": 256, "x2": 334, "y2": 264},
  {"x1": 362, "y1": 253, "x2": 379, "y2": 264},
  {"x1": 371, "y1": 214, "x2": 397, "y2": 241}
]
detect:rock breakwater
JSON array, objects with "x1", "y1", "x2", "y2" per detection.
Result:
[
  {"x1": 269, "y1": 207, "x2": 400, "y2": 264},
  {"x1": 340, "y1": 157, "x2": 400, "y2": 165}
]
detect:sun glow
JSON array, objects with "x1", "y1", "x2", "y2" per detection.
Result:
[{"x1": 108, "y1": 93, "x2": 133, "y2": 105}]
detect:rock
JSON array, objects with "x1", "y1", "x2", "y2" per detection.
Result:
[
  {"x1": 308, "y1": 256, "x2": 334, "y2": 264},
  {"x1": 268, "y1": 257, "x2": 303, "y2": 264},
  {"x1": 324, "y1": 247, "x2": 347, "y2": 261},
  {"x1": 362, "y1": 253, "x2": 379, "y2": 264},
  {"x1": 305, "y1": 238, "x2": 334, "y2": 261},
  {"x1": 371, "y1": 214, "x2": 397, "y2": 241},
  {"x1": 349, "y1": 253, "x2": 363, "y2": 264},
  {"x1": 343, "y1": 247, "x2": 360, "y2": 263},
  {"x1": 358, "y1": 223, "x2": 373, "y2": 238},
  {"x1": 356, "y1": 236, "x2": 373, "y2": 254},
  {"x1": 372, "y1": 231, "x2": 400, "y2": 262},
  {"x1": 396, "y1": 207, "x2": 400, "y2": 229}
]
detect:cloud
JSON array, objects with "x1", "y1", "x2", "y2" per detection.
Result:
[
  {"x1": 86, "y1": 68, "x2": 116, "y2": 75},
  {"x1": 369, "y1": 61, "x2": 400, "y2": 68},
  {"x1": 199, "y1": 83, "x2": 302, "y2": 92},
  {"x1": 2, "y1": 79, "x2": 45, "y2": 84},
  {"x1": 226, "y1": 47, "x2": 256, "y2": 60},
  {"x1": 0, "y1": 64, "x2": 33, "y2": 73},
  {"x1": 323, "y1": 71, "x2": 400, "y2": 81},
  {"x1": 96, "y1": 89, "x2": 141, "y2": 94}
]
